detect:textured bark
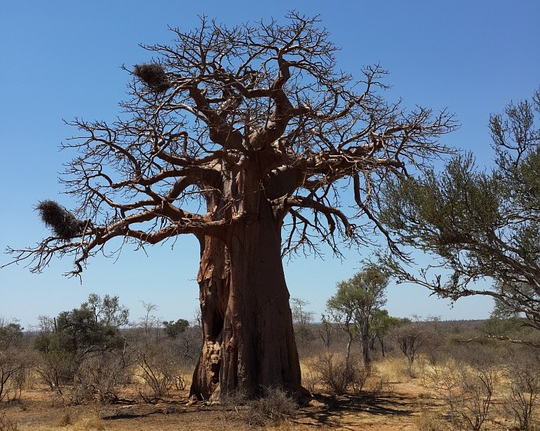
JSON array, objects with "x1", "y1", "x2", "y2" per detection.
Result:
[
  {"x1": 189, "y1": 192, "x2": 302, "y2": 400},
  {"x1": 189, "y1": 235, "x2": 230, "y2": 401}
]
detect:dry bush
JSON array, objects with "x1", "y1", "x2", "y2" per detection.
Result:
[
  {"x1": 362, "y1": 366, "x2": 392, "y2": 395},
  {"x1": 372, "y1": 356, "x2": 411, "y2": 384},
  {"x1": 301, "y1": 369, "x2": 320, "y2": 394},
  {"x1": 503, "y1": 354, "x2": 540, "y2": 431},
  {"x1": 136, "y1": 344, "x2": 178, "y2": 401},
  {"x1": 393, "y1": 323, "x2": 428, "y2": 377},
  {"x1": 246, "y1": 388, "x2": 297, "y2": 428},
  {"x1": 425, "y1": 360, "x2": 497, "y2": 431},
  {"x1": 0, "y1": 350, "x2": 29, "y2": 402},
  {"x1": 71, "y1": 351, "x2": 130, "y2": 404},
  {"x1": 221, "y1": 388, "x2": 297, "y2": 428},
  {"x1": 308, "y1": 353, "x2": 368, "y2": 395}
]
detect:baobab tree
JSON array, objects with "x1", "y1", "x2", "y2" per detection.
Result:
[{"x1": 6, "y1": 13, "x2": 456, "y2": 400}]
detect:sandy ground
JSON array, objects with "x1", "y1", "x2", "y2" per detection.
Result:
[{"x1": 0, "y1": 381, "x2": 444, "y2": 431}]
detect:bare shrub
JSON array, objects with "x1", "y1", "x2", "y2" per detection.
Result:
[
  {"x1": 217, "y1": 388, "x2": 297, "y2": 428},
  {"x1": 310, "y1": 353, "x2": 368, "y2": 395},
  {"x1": 393, "y1": 322, "x2": 427, "y2": 377},
  {"x1": 71, "y1": 351, "x2": 130, "y2": 404},
  {"x1": 503, "y1": 354, "x2": 540, "y2": 431},
  {"x1": 426, "y1": 361, "x2": 497, "y2": 431},
  {"x1": 301, "y1": 369, "x2": 320, "y2": 394},
  {"x1": 0, "y1": 321, "x2": 28, "y2": 403},
  {"x1": 136, "y1": 344, "x2": 177, "y2": 402},
  {"x1": 34, "y1": 349, "x2": 74, "y2": 393},
  {"x1": 0, "y1": 354, "x2": 25, "y2": 402},
  {"x1": 233, "y1": 388, "x2": 297, "y2": 428}
]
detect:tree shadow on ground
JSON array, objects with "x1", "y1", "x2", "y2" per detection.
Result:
[{"x1": 297, "y1": 391, "x2": 414, "y2": 428}]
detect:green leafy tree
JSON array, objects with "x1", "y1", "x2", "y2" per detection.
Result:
[
  {"x1": 380, "y1": 89, "x2": 540, "y2": 330},
  {"x1": 369, "y1": 309, "x2": 399, "y2": 357},
  {"x1": 6, "y1": 13, "x2": 455, "y2": 399},
  {"x1": 163, "y1": 319, "x2": 189, "y2": 339},
  {"x1": 34, "y1": 294, "x2": 128, "y2": 390},
  {"x1": 327, "y1": 265, "x2": 389, "y2": 369},
  {"x1": 84, "y1": 293, "x2": 129, "y2": 329}
]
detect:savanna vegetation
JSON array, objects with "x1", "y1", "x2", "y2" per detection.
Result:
[
  {"x1": 1, "y1": 292, "x2": 539, "y2": 431},
  {"x1": 2, "y1": 9, "x2": 540, "y2": 431}
]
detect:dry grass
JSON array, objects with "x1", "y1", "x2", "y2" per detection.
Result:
[
  {"x1": 1, "y1": 355, "x2": 539, "y2": 431},
  {"x1": 374, "y1": 356, "x2": 414, "y2": 384}
]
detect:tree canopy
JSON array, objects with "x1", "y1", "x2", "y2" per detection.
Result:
[
  {"x1": 6, "y1": 13, "x2": 455, "y2": 275},
  {"x1": 327, "y1": 265, "x2": 389, "y2": 368},
  {"x1": 380, "y1": 89, "x2": 540, "y2": 329}
]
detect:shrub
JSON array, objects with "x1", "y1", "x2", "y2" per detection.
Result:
[
  {"x1": 426, "y1": 361, "x2": 497, "y2": 431},
  {"x1": 246, "y1": 388, "x2": 297, "y2": 428},
  {"x1": 310, "y1": 353, "x2": 368, "y2": 395},
  {"x1": 72, "y1": 351, "x2": 130, "y2": 404},
  {"x1": 136, "y1": 343, "x2": 178, "y2": 402},
  {"x1": 0, "y1": 321, "x2": 29, "y2": 403},
  {"x1": 503, "y1": 354, "x2": 540, "y2": 431}
]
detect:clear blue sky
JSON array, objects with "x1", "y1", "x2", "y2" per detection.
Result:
[{"x1": 1, "y1": 0, "x2": 539, "y2": 329}]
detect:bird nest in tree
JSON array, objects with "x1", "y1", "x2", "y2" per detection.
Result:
[
  {"x1": 37, "y1": 200, "x2": 84, "y2": 240},
  {"x1": 133, "y1": 63, "x2": 171, "y2": 93}
]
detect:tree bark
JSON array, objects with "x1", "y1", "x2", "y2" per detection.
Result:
[
  {"x1": 361, "y1": 316, "x2": 371, "y2": 371},
  {"x1": 190, "y1": 191, "x2": 303, "y2": 400},
  {"x1": 189, "y1": 235, "x2": 230, "y2": 401}
]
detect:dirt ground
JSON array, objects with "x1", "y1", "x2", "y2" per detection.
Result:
[{"x1": 0, "y1": 381, "x2": 444, "y2": 431}]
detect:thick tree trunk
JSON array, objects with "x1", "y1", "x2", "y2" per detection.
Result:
[
  {"x1": 189, "y1": 194, "x2": 303, "y2": 401},
  {"x1": 189, "y1": 235, "x2": 230, "y2": 401}
]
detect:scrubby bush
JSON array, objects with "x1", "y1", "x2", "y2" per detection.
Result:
[
  {"x1": 0, "y1": 320, "x2": 29, "y2": 402},
  {"x1": 426, "y1": 360, "x2": 497, "y2": 431},
  {"x1": 33, "y1": 295, "x2": 130, "y2": 403},
  {"x1": 221, "y1": 388, "x2": 297, "y2": 428},
  {"x1": 310, "y1": 353, "x2": 368, "y2": 395},
  {"x1": 503, "y1": 352, "x2": 540, "y2": 431},
  {"x1": 244, "y1": 388, "x2": 297, "y2": 428}
]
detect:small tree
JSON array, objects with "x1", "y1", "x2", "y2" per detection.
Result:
[
  {"x1": 163, "y1": 319, "x2": 189, "y2": 339},
  {"x1": 394, "y1": 321, "x2": 426, "y2": 377},
  {"x1": 291, "y1": 298, "x2": 315, "y2": 345},
  {"x1": 327, "y1": 265, "x2": 389, "y2": 370},
  {"x1": 369, "y1": 309, "x2": 399, "y2": 357}
]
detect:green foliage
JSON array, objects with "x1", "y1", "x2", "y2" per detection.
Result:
[
  {"x1": 33, "y1": 294, "x2": 128, "y2": 389},
  {"x1": 162, "y1": 319, "x2": 189, "y2": 339},
  {"x1": 327, "y1": 264, "x2": 390, "y2": 368},
  {"x1": 327, "y1": 265, "x2": 389, "y2": 320},
  {"x1": 380, "y1": 89, "x2": 540, "y2": 329},
  {"x1": 0, "y1": 322, "x2": 23, "y2": 351}
]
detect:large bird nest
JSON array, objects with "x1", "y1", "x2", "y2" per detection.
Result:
[
  {"x1": 133, "y1": 63, "x2": 171, "y2": 93},
  {"x1": 37, "y1": 200, "x2": 84, "y2": 240}
]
